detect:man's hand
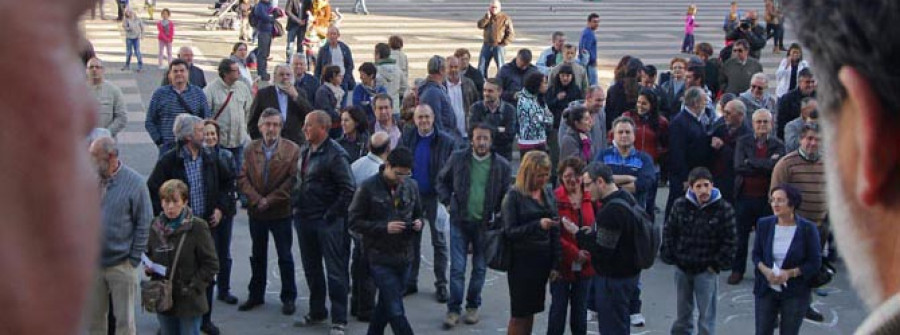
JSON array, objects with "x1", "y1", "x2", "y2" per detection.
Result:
[
  {"x1": 210, "y1": 208, "x2": 223, "y2": 227},
  {"x1": 412, "y1": 219, "x2": 424, "y2": 232},
  {"x1": 257, "y1": 198, "x2": 270, "y2": 211},
  {"x1": 711, "y1": 137, "x2": 725, "y2": 149},
  {"x1": 387, "y1": 221, "x2": 406, "y2": 234},
  {"x1": 284, "y1": 84, "x2": 299, "y2": 100},
  {"x1": 557, "y1": 92, "x2": 567, "y2": 100},
  {"x1": 576, "y1": 250, "x2": 590, "y2": 264},
  {"x1": 540, "y1": 218, "x2": 558, "y2": 230}
]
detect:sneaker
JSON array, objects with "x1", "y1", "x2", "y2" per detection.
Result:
[
  {"x1": 805, "y1": 307, "x2": 825, "y2": 322},
  {"x1": 587, "y1": 311, "x2": 597, "y2": 322},
  {"x1": 329, "y1": 323, "x2": 347, "y2": 335},
  {"x1": 630, "y1": 313, "x2": 646, "y2": 327},
  {"x1": 294, "y1": 314, "x2": 328, "y2": 327},
  {"x1": 815, "y1": 288, "x2": 830, "y2": 297},
  {"x1": 443, "y1": 312, "x2": 459, "y2": 329},
  {"x1": 463, "y1": 308, "x2": 480, "y2": 324}
]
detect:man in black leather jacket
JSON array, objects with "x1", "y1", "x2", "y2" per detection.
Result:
[
  {"x1": 348, "y1": 147, "x2": 424, "y2": 335},
  {"x1": 293, "y1": 111, "x2": 356, "y2": 333}
]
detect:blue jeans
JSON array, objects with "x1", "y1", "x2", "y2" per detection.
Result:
[
  {"x1": 682, "y1": 33, "x2": 695, "y2": 52},
  {"x1": 733, "y1": 196, "x2": 771, "y2": 274},
  {"x1": 125, "y1": 38, "x2": 143, "y2": 68},
  {"x1": 157, "y1": 314, "x2": 200, "y2": 335},
  {"x1": 595, "y1": 275, "x2": 639, "y2": 335},
  {"x1": 448, "y1": 222, "x2": 486, "y2": 313},
  {"x1": 586, "y1": 64, "x2": 598, "y2": 86},
  {"x1": 295, "y1": 215, "x2": 351, "y2": 324},
  {"x1": 672, "y1": 268, "x2": 718, "y2": 335},
  {"x1": 754, "y1": 290, "x2": 809, "y2": 335},
  {"x1": 285, "y1": 24, "x2": 306, "y2": 60},
  {"x1": 247, "y1": 217, "x2": 297, "y2": 303},
  {"x1": 630, "y1": 277, "x2": 642, "y2": 314},
  {"x1": 478, "y1": 43, "x2": 505, "y2": 78},
  {"x1": 548, "y1": 277, "x2": 591, "y2": 335},
  {"x1": 368, "y1": 263, "x2": 413, "y2": 335}
]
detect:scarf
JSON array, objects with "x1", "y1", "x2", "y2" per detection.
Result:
[{"x1": 325, "y1": 82, "x2": 345, "y2": 109}]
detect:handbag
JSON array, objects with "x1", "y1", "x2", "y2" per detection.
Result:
[
  {"x1": 273, "y1": 20, "x2": 285, "y2": 37},
  {"x1": 809, "y1": 259, "x2": 835, "y2": 288},
  {"x1": 141, "y1": 234, "x2": 188, "y2": 313},
  {"x1": 484, "y1": 224, "x2": 510, "y2": 272}
]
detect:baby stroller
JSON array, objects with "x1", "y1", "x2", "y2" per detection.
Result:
[{"x1": 205, "y1": 0, "x2": 240, "y2": 31}]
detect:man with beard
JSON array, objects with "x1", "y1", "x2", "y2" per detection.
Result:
[
  {"x1": 775, "y1": 68, "x2": 816, "y2": 140},
  {"x1": 437, "y1": 123, "x2": 511, "y2": 328},
  {"x1": 86, "y1": 136, "x2": 152, "y2": 335},
  {"x1": 769, "y1": 123, "x2": 827, "y2": 322},
  {"x1": 248, "y1": 64, "x2": 312, "y2": 146},
  {"x1": 788, "y1": 1, "x2": 900, "y2": 331}
]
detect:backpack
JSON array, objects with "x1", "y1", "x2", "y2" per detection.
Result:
[
  {"x1": 248, "y1": 4, "x2": 259, "y2": 28},
  {"x1": 605, "y1": 197, "x2": 660, "y2": 270}
]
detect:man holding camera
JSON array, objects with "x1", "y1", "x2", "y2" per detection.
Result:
[
  {"x1": 727, "y1": 10, "x2": 767, "y2": 59},
  {"x1": 348, "y1": 147, "x2": 424, "y2": 335}
]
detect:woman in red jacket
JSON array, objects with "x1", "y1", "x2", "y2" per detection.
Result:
[{"x1": 548, "y1": 157, "x2": 596, "y2": 335}]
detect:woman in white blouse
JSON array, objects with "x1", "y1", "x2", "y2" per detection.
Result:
[
  {"x1": 752, "y1": 184, "x2": 822, "y2": 335},
  {"x1": 774, "y1": 44, "x2": 810, "y2": 97}
]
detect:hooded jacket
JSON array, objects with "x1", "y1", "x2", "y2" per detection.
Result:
[{"x1": 661, "y1": 188, "x2": 737, "y2": 274}]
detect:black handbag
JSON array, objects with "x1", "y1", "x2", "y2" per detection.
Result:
[
  {"x1": 484, "y1": 224, "x2": 509, "y2": 272},
  {"x1": 809, "y1": 259, "x2": 835, "y2": 288}
]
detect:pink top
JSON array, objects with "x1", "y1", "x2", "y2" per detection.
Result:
[
  {"x1": 157, "y1": 20, "x2": 175, "y2": 43},
  {"x1": 685, "y1": 15, "x2": 696, "y2": 34}
]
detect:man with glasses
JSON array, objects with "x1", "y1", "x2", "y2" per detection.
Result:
[
  {"x1": 738, "y1": 73, "x2": 777, "y2": 129},
  {"x1": 719, "y1": 39, "x2": 763, "y2": 95},
  {"x1": 728, "y1": 109, "x2": 785, "y2": 285}
]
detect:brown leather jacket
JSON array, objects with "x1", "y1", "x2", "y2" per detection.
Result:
[
  {"x1": 238, "y1": 138, "x2": 300, "y2": 220},
  {"x1": 477, "y1": 12, "x2": 514, "y2": 46}
]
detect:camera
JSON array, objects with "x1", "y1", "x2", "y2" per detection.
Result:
[
  {"x1": 405, "y1": 221, "x2": 415, "y2": 231},
  {"x1": 739, "y1": 20, "x2": 751, "y2": 30}
]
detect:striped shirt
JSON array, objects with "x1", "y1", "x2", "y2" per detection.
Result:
[
  {"x1": 146, "y1": 85, "x2": 211, "y2": 145},
  {"x1": 770, "y1": 150, "x2": 827, "y2": 223}
]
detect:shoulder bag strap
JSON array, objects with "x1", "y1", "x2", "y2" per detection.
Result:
[
  {"x1": 213, "y1": 91, "x2": 234, "y2": 120},
  {"x1": 173, "y1": 87, "x2": 198, "y2": 116},
  {"x1": 167, "y1": 233, "x2": 188, "y2": 281}
]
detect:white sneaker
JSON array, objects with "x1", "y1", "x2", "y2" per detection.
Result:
[
  {"x1": 630, "y1": 313, "x2": 646, "y2": 327},
  {"x1": 586, "y1": 311, "x2": 597, "y2": 322}
]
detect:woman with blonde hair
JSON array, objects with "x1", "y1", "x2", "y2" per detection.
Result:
[{"x1": 501, "y1": 151, "x2": 560, "y2": 334}]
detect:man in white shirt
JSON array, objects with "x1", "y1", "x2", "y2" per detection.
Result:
[{"x1": 445, "y1": 56, "x2": 478, "y2": 140}]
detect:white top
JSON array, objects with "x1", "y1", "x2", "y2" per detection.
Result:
[
  {"x1": 770, "y1": 224, "x2": 797, "y2": 292},
  {"x1": 331, "y1": 45, "x2": 346, "y2": 77},
  {"x1": 446, "y1": 80, "x2": 467, "y2": 139}
]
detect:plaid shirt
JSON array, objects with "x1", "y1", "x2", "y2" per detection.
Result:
[{"x1": 182, "y1": 146, "x2": 206, "y2": 217}]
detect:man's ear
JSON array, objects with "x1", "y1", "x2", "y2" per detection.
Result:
[{"x1": 838, "y1": 67, "x2": 899, "y2": 206}]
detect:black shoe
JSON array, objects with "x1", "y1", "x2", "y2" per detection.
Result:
[
  {"x1": 282, "y1": 301, "x2": 297, "y2": 315},
  {"x1": 238, "y1": 299, "x2": 263, "y2": 311},
  {"x1": 217, "y1": 293, "x2": 238, "y2": 305},
  {"x1": 805, "y1": 307, "x2": 825, "y2": 322},
  {"x1": 403, "y1": 285, "x2": 418, "y2": 296},
  {"x1": 436, "y1": 286, "x2": 449, "y2": 303},
  {"x1": 201, "y1": 321, "x2": 220, "y2": 335}
]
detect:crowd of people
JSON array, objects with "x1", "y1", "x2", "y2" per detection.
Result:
[{"x1": 85, "y1": 0, "x2": 838, "y2": 335}]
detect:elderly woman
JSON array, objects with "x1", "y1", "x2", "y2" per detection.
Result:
[
  {"x1": 550, "y1": 157, "x2": 595, "y2": 335},
  {"x1": 516, "y1": 72, "x2": 553, "y2": 157},
  {"x1": 752, "y1": 184, "x2": 821, "y2": 335},
  {"x1": 501, "y1": 151, "x2": 560, "y2": 335},
  {"x1": 558, "y1": 105, "x2": 595, "y2": 162},
  {"x1": 337, "y1": 106, "x2": 370, "y2": 162},
  {"x1": 145, "y1": 179, "x2": 219, "y2": 335}
]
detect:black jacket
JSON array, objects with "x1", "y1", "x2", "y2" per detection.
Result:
[
  {"x1": 496, "y1": 61, "x2": 539, "y2": 106},
  {"x1": 349, "y1": 169, "x2": 424, "y2": 267},
  {"x1": 726, "y1": 24, "x2": 767, "y2": 59},
  {"x1": 661, "y1": 189, "x2": 737, "y2": 274},
  {"x1": 775, "y1": 88, "x2": 815, "y2": 140},
  {"x1": 337, "y1": 131, "x2": 370, "y2": 163},
  {"x1": 578, "y1": 190, "x2": 643, "y2": 278},
  {"x1": 604, "y1": 82, "x2": 634, "y2": 130},
  {"x1": 248, "y1": 86, "x2": 312, "y2": 146},
  {"x1": 709, "y1": 119, "x2": 752, "y2": 203},
  {"x1": 734, "y1": 134, "x2": 785, "y2": 196},
  {"x1": 399, "y1": 127, "x2": 457, "y2": 195},
  {"x1": 436, "y1": 149, "x2": 511, "y2": 229},
  {"x1": 161, "y1": 64, "x2": 207, "y2": 89},
  {"x1": 469, "y1": 100, "x2": 517, "y2": 159},
  {"x1": 295, "y1": 139, "x2": 356, "y2": 220},
  {"x1": 501, "y1": 187, "x2": 561, "y2": 271},
  {"x1": 546, "y1": 83, "x2": 583, "y2": 129},
  {"x1": 147, "y1": 144, "x2": 234, "y2": 219},
  {"x1": 463, "y1": 65, "x2": 485, "y2": 100}
]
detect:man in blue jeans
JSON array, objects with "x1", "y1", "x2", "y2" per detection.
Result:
[
  {"x1": 579, "y1": 13, "x2": 600, "y2": 86},
  {"x1": 661, "y1": 167, "x2": 737, "y2": 335},
  {"x1": 252, "y1": 0, "x2": 278, "y2": 81},
  {"x1": 577, "y1": 162, "x2": 643, "y2": 334},
  {"x1": 476, "y1": 0, "x2": 514, "y2": 78},
  {"x1": 293, "y1": 111, "x2": 357, "y2": 335},
  {"x1": 436, "y1": 123, "x2": 511, "y2": 329},
  {"x1": 349, "y1": 147, "x2": 424, "y2": 335}
]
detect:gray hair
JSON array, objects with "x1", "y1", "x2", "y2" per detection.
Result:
[
  {"x1": 726, "y1": 99, "x2": 747, "y2": 116},
  {"x1": 91, "y1": 136, "x2": 119, "y2": 157},
  {"x1": 751, "y1": 72, "x2": 769, "y2": 84},
  {"x1": 801, "y1": 97, "x2": 817, "y2": 109},
  {"x1": 291, "y1": 53, "x2": 307, "y2": 65},
  {"x1": 787, "y1": 0, "x2": 899, "y2": 116},
  {"x1": 427, "y1": 55, "x2": 446, "y2": 75},
  {"x1": 683, "y1": 87, "x2": 707, "y2": 109},
  {"x1": 274, "y1": 63, "x2": 293, "y2": 78},
  {"x1": 173, "y1": 114, "x2": 204, "y2": 141},
  {"x1": 752, "y1": 108, "x2": 773, "y2": 120},
  {"x1": 258, "y1": 108, "x2": 284, "y2": 125},
  {"x1": 87, "y1": 127, "x2": 112, "y2": 144}
]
